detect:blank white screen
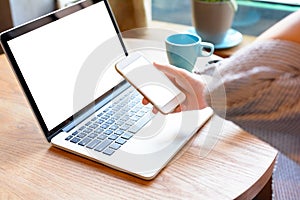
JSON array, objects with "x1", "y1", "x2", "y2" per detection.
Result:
[{"x1": 8, "y1": 1, "x2": 124, "y2": 130}]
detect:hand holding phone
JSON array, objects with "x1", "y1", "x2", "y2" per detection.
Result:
[{"x1": 115, "y1": 52, "x2": 186, "y2": 114}]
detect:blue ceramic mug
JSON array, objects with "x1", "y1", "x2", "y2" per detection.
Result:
[{"x1": 165, "y1": 33, "x2": 214, "y2": 72}]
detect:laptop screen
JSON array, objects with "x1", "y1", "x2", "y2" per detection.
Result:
[{"x1": 3, "y1": 0, "x2": 126, "y2": 133}]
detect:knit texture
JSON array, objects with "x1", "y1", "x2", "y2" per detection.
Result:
[
  {"x1": 202, "y1": 40, "x2": 300, "y2": 199},
  {"x1": 273, "y1": 153, "x2": 300, "y2": 200},
  {"x1": 204, "y1": 40, "x2": 300, "y2": 165}
]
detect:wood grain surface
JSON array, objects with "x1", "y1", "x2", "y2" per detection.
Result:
[{"x1": 0, "y1": 52, "x2": 277, "y2": 199}]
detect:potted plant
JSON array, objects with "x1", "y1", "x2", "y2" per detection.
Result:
[{"x1": 191, "y1": 0, "x2": 238, "y2": 44}]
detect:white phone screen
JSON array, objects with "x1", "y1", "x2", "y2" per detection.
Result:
[{"x1": 120, "y1": 56, "x2": 182, "y2": 109}]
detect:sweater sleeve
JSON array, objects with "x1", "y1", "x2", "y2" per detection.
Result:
[{"x1": 204, "y1": 40, "x2": 300, "y2": 165}]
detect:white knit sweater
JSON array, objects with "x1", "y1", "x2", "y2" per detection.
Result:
[{"x1": 203, "y1": 40, "x2": 300, "y2": 165}]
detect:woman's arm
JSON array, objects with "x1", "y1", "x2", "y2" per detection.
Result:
[
  {"x1": 256, "y1": 9, "x2": 300, "y2": 44},
  {"x1": 205, "y1": 40, "x2": 300, "y2": 165}
]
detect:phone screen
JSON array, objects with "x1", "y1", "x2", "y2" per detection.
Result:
[{"x1": 119, "y1": 55, "x2": 183, "y2": 111}]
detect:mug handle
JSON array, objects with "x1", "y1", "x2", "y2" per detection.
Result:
[{"x1": 198, "y1": 42, "x2": 215, "y2": 57}]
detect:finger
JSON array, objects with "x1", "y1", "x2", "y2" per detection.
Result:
[
  {"x1": 153, "y1": 63, "x2": 176, "y2": 81},
  {"x1": 153, "y1": 62, "x2": 178, "y2": 73},
  {"x1": 154, "y1": 62, "x2": 191, "y2": 87},
  {"x1": 174, "y1": 105, "x2": 182, "y2": 113},
  {"x1": 153, "y1": 62, "x2": 182, "y2": 85},
  {"x1": 154, "y1": 62, "x2": 189, "y2": 76},
  {"x1": 152, "y1": 107, "x2": 158, "y2": 114},
  {"x1": 142, "y1": 98, "x2": 149, "y2": 105}
]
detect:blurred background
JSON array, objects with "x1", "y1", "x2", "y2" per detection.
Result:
[
  {"x1": 1, "y1": 0, "x2": 300, "y2": 53},
  {"x1": 152, "y1": 0, "x2": 300, "y2": 36}
]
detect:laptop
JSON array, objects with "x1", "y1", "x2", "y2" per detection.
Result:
[{"x1": 0, "y1": 0, "x2": 213, "y2": 180}]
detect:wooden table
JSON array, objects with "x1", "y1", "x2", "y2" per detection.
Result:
[{"x1": 0, "y1": 35, "x2": 277, "y2": 200}]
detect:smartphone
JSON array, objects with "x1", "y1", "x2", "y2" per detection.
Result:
[{"x1": 115, "y1": 52, "x2": 186, "y2": 114}]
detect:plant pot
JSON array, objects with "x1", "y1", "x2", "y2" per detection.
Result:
[
  {"x1": 108, "y1": 0, "x2": 151, "y2": 32},
  {"x1": 191, "y1": 0, "x2": 235, "y2": 44}
]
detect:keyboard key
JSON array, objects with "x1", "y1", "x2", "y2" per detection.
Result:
[
  {"x1": 128, "y1": 112, "x2": 135, "y2": 117},
  {"x1": 104, "y1": 129, "x2": 113, "y2": 135},
  {"x1": 97, "y1": 133, "x2": 107, "y2": 140},
  {"x1": 142, "y1": 107, "x2": 152, "y2": 112},
  {"x1": 103, "y1": 108, "x2": 110, "y2": 113},
  {"x1": 131, "y1": 107, "x2": 140, "y2": 113},
  {"x1": 91, "y1": 117, "x2": 97, "y2": 121},
  {"x1": 112, "y1": 107, "x2": 120, "y2": 112},
  {"x1": 70, "y1": 137, "x2": 80, "y2": 144},
  {"x1": 103, "y1": 148, "x2": 115, "y2": 156},
  {"x1": 120, "y1": 103, "x2": 127, "y2": 107},
  {"x1": 77, "y1": 132, "x2": 87, "y2": 138},
  {"x1": 135, "y1": 105, "x2": 143, "y2": 110},
  {"x1": 86, "y1": 139, "x2": 101, "y2": 149},
  {"x1": 108, "y1": 134, "x2": 118, "y2": 140},
  {"x1": 125, "y1": 120, "x2": 135, "y2": 126},
  {"x1": 121, "y1": 132, "x2": 133, "y2": 140},
  {"x1": 131, "y1": 99, "x2": 140, "y2": 105},
  {"x1": 78, "y1": 137, "x2": 92, "y2": 146},
  {"x1": 136, "y1": 111, "x2": 146, "y2": 117},
  {"x1": 107, "y1": 111, "x2": 114, "y2": 115},
  {"x1": 95, "y1": 128, "x2": 104, "y2": 134},
  {"x1": 114, "y1": 114, "x2": 122, "y2": 119},
  {"x1": 106, "y1": 119, "x2": 115, "y2": 124},
  {"x1": 129, "y1": 115, "x2": 140, "y2": 122},
  {"x1": 65, "y1": 135, "x2": 73, "y2": 141},
  {"x1": 128, "y1": 103, "x2": 135, "y2": 108},
  {"x1": 88, "y1": 133, "x2": 98, "y2": 139},
  {"x1": 115, "y1": 130, "x2": 124, "y2": 135},
  {"x1": 96, "y1": 119, "x2": 104, "y2": 124},
  {"x1": 94, "y1": 139, "x2": 113, "y2": 152},
  {"x1": 109, "y1": 143, "x2": 121, "y2": 150},
  {"x1": 128, "y1": 116, "x2": 152, "y2": 133},
  {"x1": 109, "y1": 125, "x2": 119, "y2": 130},
  {"x1": 100, "y1": 124, "x2": 109, "y2": 129},
  {"x1": 71, "y1": 131, "x2": 79, "y2": 136},
  {"x1": 85, "y1": 121, "x2": 92, "y2": 126},
  {"x1": 115, "y1": 120, "x2": 124, "y2": 126},
  {"x1": 110, "y1": 116, "x2": 118, "y2": 121},
  {"x1": 120, "y1": 115, "x2": 129, "y2": 122},
  {"x1": 101, "y1": 115, "x2": 110, "y2": 120},
  {"x1": 78, "y1": 126, "x2": 85, "y2": 131},
  {"x1": 115, "y1": 138, "x2": 126, "y2": 145},
  {"x1": 120, "y1": 124, "x2": 130, "y2": 130},
  {"x1": 83, "y1": 128, "x2": 93, "y2": 134},
  {"x1": 89, "y1": 124, "x2": 99, "y2": 129}
]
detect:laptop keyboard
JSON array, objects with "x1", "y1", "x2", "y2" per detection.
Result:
[{"x1": 64, "y1": 88, "x2": 153, "y2": 156}]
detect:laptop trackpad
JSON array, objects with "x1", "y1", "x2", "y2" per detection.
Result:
[{"x1": 121, "y1": 108, "x2": 212, "y2": 155}]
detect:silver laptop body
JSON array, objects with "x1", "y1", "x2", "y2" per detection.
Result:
[{"x1": 0, "y1": 0, "x2": 213, "y2": 179}]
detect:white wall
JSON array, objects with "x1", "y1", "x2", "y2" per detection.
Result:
[{"x1": 9, "y1": 0, "x2": 55, "y2": 26}]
